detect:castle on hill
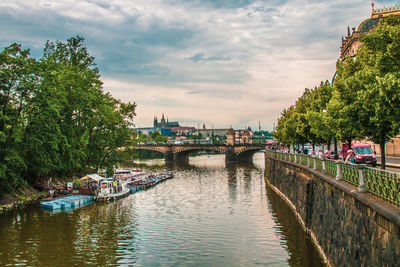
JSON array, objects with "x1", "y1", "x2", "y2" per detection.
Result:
[{"x1": 153, "y1": 113, "x2": 179, "y2": 128}]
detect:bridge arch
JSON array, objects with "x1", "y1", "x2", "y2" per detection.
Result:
[
  {"x1": 236, "y1": 148, "x2": 262, "y2": 162},
  {"x1": 134, "y1": 146, "x2": 168, "y2": 160},
  {"x1": 172, "y1": 146, "x2": 225, "y2": 162},
  {"x1": 133, "y1": 144, "x2": 265, "y2": 162},
  {"x1": 135, "y1": 146, "x2": 168, "y2": 154}
]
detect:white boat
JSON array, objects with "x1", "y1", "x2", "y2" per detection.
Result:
[{"x1": 96, "y1": 177, "x2": 130, "y2": 202}]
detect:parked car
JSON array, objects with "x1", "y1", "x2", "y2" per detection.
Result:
[
  {"x1": 324, "y1": 150, "x2": 337, "y2": 160},
  {"x1": 174, "y1": 140, "x2": 184, "y2": 145},
  {"x1": 342, "y1": 143, "x2": 377, "y2": 166},
  {"x1": 167, "y1": 140, "x2": 184, "y2": 145},
  {"x1": 145, "y1": 141, "x2": 157, "y2": 145}
]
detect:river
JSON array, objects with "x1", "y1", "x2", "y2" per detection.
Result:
[{"x1": 0, "y1": 153, "x2": 324, "y2": 266}]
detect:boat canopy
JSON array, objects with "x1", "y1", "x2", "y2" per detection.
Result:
[
  {"x1": 115, "y1": 169, "x2": 131, "y2": 174},
  {"x1": 81, "y1": 173, "x2": 104, "y2": 182}
]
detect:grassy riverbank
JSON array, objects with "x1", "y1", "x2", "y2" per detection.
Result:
[{"x1": 0, "y1": 187, "x2": 47, "y2": 214}]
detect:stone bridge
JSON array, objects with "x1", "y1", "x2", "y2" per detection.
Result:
[{"x1": 133, "y1": 144, "x2": 266, "y2": 162}]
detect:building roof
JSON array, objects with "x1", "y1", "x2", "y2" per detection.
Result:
[
  {"x1": 340, "y1": 3, "x2": 400, "y2": 60},
  {"x1": 170, "y1": 127, "x2": 196, "y2": 130},
  {"x1": 358, "y1": 17, "x2": 380, "y2": 32},
  {"x1": 166, "y1": 122, "x2": 180, "y2": 127},
  {"x1": 357, "y1": 4, "x2": 400, "y2": 32},
  {"x1": 371, "y1": 3, "x2": 400, "y2": 19},
  {"x1": 198, "y1": 128, "x2": 229, "y2": 131},
  {"x1": 227, "y1": 128, "x2": 235, "y2": 135}
]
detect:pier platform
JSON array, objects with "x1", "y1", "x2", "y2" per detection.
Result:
[{"x1": 41, "y1": 195, "x2": 94, "y2": 212}]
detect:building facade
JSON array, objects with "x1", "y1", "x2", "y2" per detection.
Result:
[{"x1": 340, "y1": 2, "x2": 400, "y2": 60}]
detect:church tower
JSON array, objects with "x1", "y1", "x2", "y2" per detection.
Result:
[
  {"x1": 226, "y1": 128, "x2": 235, "y2": 146},
  {"x1": 242, "y1": 129, "x2": 251, "y2": 144},
  {"x1": 161, "y1": 113, "x2": 166, "y2": 127},
  {"x1": 153, "y1": 116, "x2": 158, "y2": 127}
]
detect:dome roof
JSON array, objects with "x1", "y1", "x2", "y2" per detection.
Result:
[{"x1": 357, "y1": 17, "x2": 380, "y2": 32}]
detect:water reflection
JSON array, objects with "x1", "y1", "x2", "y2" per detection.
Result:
[
  {"x1": 0, "y1": 153, "x2": 324, "y2": 266},
  {"x1": 266, "y1": 186, "x2": 325, "y2": 267},
  {"x1": 0, "y1": 200, "x2": 140, "y2": 266},
  {"x1": 226, "y1": 164, "x2": 238, "y2": 202}
]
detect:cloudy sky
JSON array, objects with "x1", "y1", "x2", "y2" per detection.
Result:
[{"x1": 0, "y1": 0, "x2": 395, "y2": 130}]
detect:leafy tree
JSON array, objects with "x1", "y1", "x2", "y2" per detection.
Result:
[
  {"x1": 0, "y1": 44, "x2": 39, "y2": 194},
  {"x1": 292, "y1": 88, "x2": 318, "y2": 147},
  {"x1": 37, "y1": 36, "x2": 136, "y2": 175},
  {"x1": 150, "y1": 130, "x2": 162, "y2": 140},
  {"x1": 307, "y1": 81, "x2": 335, "y2": 148},
  {"x1": 274, "y1": 17, "x2": 400, "y2": 169},
  {"x1": 354, "y1": 16, "x2": 400, "y2": 169},
  {"x1": 274, "y1": 106, "x2": 297, "y2": 146},
  {"x1": 327, "y1": 56, "x2": 365, "y2": 147},
  {"x1": 0, "y1": 36, "x2": 137, "y2": 195}
]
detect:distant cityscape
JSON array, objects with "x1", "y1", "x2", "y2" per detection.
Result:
[{"x1": 135, "y1": 114, "x2": 274, "y2": 143}]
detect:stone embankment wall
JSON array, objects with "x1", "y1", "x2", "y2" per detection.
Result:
[{"x1": 265, "y1": 153, "x2": 400, "y2": 266}]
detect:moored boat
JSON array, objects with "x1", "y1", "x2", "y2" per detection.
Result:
[
  {"x1": 80, "y1": 173, "x2": 130, "y2": 202},
  {"x1": 40, "y1": 195, "x2": 95, "y2": 212},
  {"x1": 125, "y1": 172, "x2": 174, "y2": 193},
  {"x1": 79, "y1": 170, "x2": 174, "y2": 201},
  {"x1": 96, "y1": 177, "x2": 130, "y2": 202}
]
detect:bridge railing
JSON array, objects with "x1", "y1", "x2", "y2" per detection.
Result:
[
  {"x1": 266, "y1": 150, "x2": 400, "y2": 208},
  {"x1": 135, "y1": 143, "x2": 266, "y2": 147}
]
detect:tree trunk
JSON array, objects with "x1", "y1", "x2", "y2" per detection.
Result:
[
  {"x1": 380, "y1": 142, "x2": 386, "y2": 170},
  {"x1": 333, "y1": 138, "x2": 337, "y2": 154},
  {"x1": 333, "y1": 138, "x2": 338, "y2": 159}
]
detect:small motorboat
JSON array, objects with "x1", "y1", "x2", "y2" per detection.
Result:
[{"x1": 96, "y1": 177, "x2": 130, "y2": 202}]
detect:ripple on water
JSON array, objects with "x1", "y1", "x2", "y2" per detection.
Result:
[{"x1": 0, "y1": 154, "x2": 324, "y2": 266}]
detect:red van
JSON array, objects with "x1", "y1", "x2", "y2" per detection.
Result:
[{"x1": 342, "y1": 143, "x2": 377, "y2": 166}]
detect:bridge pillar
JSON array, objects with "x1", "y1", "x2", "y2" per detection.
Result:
[
  {"x1": 165, "y1": 149, "x2": 174, "y2": 162},
  {"x1": 225, "y1": 147, "x2": 237, "y2": 162},
  {"x1": 174, "y1": 151, "x2": 190, "y2": 162}
]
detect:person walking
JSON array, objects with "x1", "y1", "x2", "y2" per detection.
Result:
[
  {"x1": 317, "y1": 149, "x2": 324, "y2": 159},
  {"x1": 345, "y1": 149, "x2": 355, "y2": 164}
]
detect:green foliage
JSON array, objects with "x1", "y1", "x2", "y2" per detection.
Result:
[
  {"x1": 132, "y1": 150, "x2": 164, "y2": 159},
  {"x1": 274, "y1": 81, "x2": 335, "y2": 146},
  {"x1": 0, "y1": 36, "x2": 136, "y2": 195},
  {"x1": 0, "y1": 43, "x2": 38, "y2": 194},
  {"x1": 150, "y1": 130, "x2": 168, "y2": 143},
  {"x1": 356, "y1": 16, "x2": 400, "y2": 168},
  {"x1": 274, "y1": 17, "x2": 400, "y2": 169},
  {"x1": 356, "y1": 16, "x2": 400, "y2": 143},
  {"x1": 307, "y1": 81, "x2": 335, "y2": 145}
]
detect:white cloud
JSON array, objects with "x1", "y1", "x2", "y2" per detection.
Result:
[{"x1": 1, "y1": 0, "x2": 391, "y2": 130}]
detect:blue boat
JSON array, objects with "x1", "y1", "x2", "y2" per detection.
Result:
[{"x1": 41, "y1": 195, "x2": 94, "y2": 212}]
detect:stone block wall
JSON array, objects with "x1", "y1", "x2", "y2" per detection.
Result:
[{"x1": 265, "y1": 154, "x2": 400, "y2": 266}]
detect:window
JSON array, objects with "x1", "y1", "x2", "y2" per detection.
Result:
[{"x1": 354, "y1": 147, "x2": 373, "y2": 154}]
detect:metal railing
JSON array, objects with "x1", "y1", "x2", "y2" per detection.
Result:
[
  {"x1": 266, "y1": 150, "x2": 400, "y2": 208},
  {"x1": 325, "y1": 160, "x2": 337, "y2": 177},
  {"x1": 364, "y1": 168, "x2": 400, "y2": 205},
  {"x1": 340, "y1": 163, "x2": 359, "y2": 186},
  {"x1": 315, "y1": 158, "x2": 324, "y2": 172}
]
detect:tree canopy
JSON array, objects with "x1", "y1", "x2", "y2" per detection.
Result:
[
  {"x1": 0, "y1": 36, "x2": 136, "y2": 196},
  {"x1": 273, "y1": 16, "x2": 400, "y2": 169}
]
